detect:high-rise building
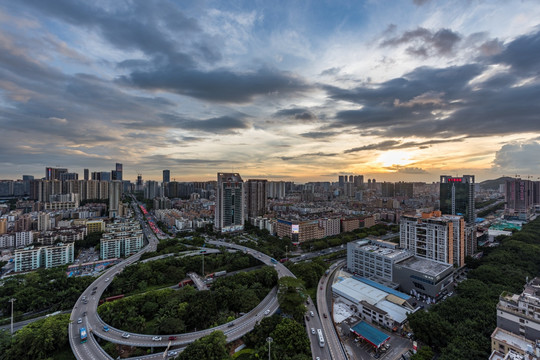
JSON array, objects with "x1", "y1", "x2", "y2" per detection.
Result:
[
  {"x1": 112, "y1": 163, "x2": 123, "y2": 181},
  {"x1": 144, "y1": 180, "x2": 159, "y2": 199},
  {"x1": 245, "y1": 179, "x2": 267, "y2": 219},
  {"x1": 505, "y1": 178, "x2": 534, "y2": 219},
  {"x1": 163, "y1": 170, "x2": 170, "y2": 184},
  {"x1": 84, "y1": 169, "x2": 89, "y2": 181},
  {"x1": 45, "y1": 167, "x2": 68, "y2": 181},
  {"x1": 215, "y1": 173, "x2": 244, "y2": 233},
  {"x1": 109, "y1": 180, "x2": 122, "y2": 218},
  {"x1": 0, "y1": 218, "x2": 7, "y2": 235},
  {"x1": 400, "y1": 211, "x2": 466, "y2": 267},
  {"x1": 60, "y1": 172, "x2": 78, "y2": 181},
  {"x1": 440, "y1": 175, "x2": 475, "y2": 224}
]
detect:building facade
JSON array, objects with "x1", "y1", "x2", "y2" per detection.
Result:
[
  {"x1": 400, "y1": 211, "x2": 465, "y2": 267},
  {"x1": 440, "y1": 175, "x2": 475, "y2": 223},
  {"x1": 245, "y1": 179, "x2": 267, "y2": 220},
  {"x1": 215, "y1": 173, "x2": 244, "y2": 233}
]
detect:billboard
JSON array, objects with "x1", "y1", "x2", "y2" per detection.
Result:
[{"x1": 291, "y1": 224, "x2": 299, "y2": 234}]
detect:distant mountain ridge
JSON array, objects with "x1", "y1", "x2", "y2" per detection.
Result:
[{"x1": 479, "y1": 176, "x2": 514, "y2": 190}]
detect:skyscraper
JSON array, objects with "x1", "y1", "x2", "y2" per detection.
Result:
[
  {"x1": 245, "y1": 179, "x2": 267, "y2": 219},
  {"x1": 505, "y1": 178, "x2": 534, "y2": 219},
  {"x1": 45, "y1": 167, "x2": 68, "y2": 180},
  {"x1": 440, "y1": 175, "x2": 475, "y2": 224},
  {"x1": 84, "y1": 169, "x2": 89, "y2": 181},
  {"x1": 163, "y1": 169, "x2": 170, "y2": 183},
  {"x1": 215, "y1": 173, "x2": 244, "y2": 233},
  {"x1": 109, "y1": 180, "x2": 122, "y2": 218},
  {"x1": 112, "y1": 163, "x2": 123, "y2": 181}
]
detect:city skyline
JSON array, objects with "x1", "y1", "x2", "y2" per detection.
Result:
[{"x1": 1, "y1": 1, "x2": 540, "y2": 182}]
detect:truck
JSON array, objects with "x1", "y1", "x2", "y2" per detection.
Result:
[
  {"x1": 105, "y1": 294, "x2": 125, "y2": 302},
  {"x1": 80, "y1": 327, "x2": 88, "y2": 343}
]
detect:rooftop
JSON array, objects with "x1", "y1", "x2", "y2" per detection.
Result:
[
  {"x1": 354, "y1": 243, "x2": 408, "y2": 260},
  {"x1": 491, "y1": 327, "x2": 535, "y2": 353},
  {"x1": 395, "y1": 256, "x2": 453, "y2": 277},
  {"x1": 350, "y1": 321, "x2": 390, "y2": 348}
]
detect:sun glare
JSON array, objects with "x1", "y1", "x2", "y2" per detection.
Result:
[{"x1": 376, "y1": 151, "x2": 412, "y2": 167}]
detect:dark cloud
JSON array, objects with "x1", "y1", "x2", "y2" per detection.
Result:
[
  {"x1": 281, "y1": 152, "x2": 338, "y2": 161},
  {"x1": 385, "y1": 165, "x2": 428, "y2": 174},
  {"x1": 344, "y1": 138, "x2": 464, "y2": 154},
  {"x1": 413, "y1": 0, "x2": 431, "y2": 5},
  {"x1": 344, "y1": 140, "x2": 401, "y2": 154},
  {"x1": 492, "y1": 30, "x2": 540, "y2": 74},
  {"x1": 381, "y1": 27, "x2": 461, "y2": 57},
  {"x1": 320, "y1": 67, "x2": 341, "y2": 76},
  {"x1": 326, "y1": 28, "x2": 540, "y2": 139},
  {"x1": 123, "y1": 114, "x2": 250, "y2": 134},
  {"x1": 18, "y1": 0, "x2": 204, "y2": 64},
  {"x1": 119, "y1": 66, "x2": 310, "y2": 104},
  {"x1": 299, "y1": 131, "x2": 339, "y2": 139},
  {"x1": 478, "y1": 39, "x2": 504, "y2": 57},
  {"x1": 273, "y1": 108, "x2": 317, "y2": 121},
  {"x1": 492, "y1": 141, "x2": 540, "y2": 173}
]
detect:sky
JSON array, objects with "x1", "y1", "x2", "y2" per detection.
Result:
[{"x1": 1, "y1": 0, "x2": 540, "y2": 183}]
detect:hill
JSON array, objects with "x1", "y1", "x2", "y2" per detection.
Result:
[{"x1": 479, "y1": 176, "x2": 513, "y2": 190}]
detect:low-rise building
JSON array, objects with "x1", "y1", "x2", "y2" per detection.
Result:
[
  {"x1": 497, "y1": 278, "x2": 540, "y2": 342},
  {"x1": 14, "y1": 242, "x2": 74, "y2": 272},
  {"x1": 490, "y1": 327, "x2": 540, "y2": 360}
]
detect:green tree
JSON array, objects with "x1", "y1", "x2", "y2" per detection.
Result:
[
  {"x1": 411, "y1": 346, "x2": 434, "y2": 360},
  {"x1": 277, "y1": 277, "x2": 307, "y2": 322},
  {"x1": 177, "y1": 331, "x2": 230, "y2": 360}
]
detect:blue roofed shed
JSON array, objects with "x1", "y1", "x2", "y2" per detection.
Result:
[{"x1": 350, "y1": 321, "x2": 390, "y2": 349}]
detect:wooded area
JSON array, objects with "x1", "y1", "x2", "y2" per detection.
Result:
[{"x1": 408, "y1": 217, "x2": 540, "y2": 359}]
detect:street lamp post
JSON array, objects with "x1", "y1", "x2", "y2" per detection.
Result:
[
  {"x1": 9, "y1": 298, "x2": 16, "y2": 335},
  {"x1": 266, "y1": 336, "x2": 273, "y2": 360}
]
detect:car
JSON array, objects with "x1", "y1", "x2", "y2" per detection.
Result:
[
  {"x1": 152, "y1": 336, "x2": 162, "y2": 341},
  {"x1": 77, "y1": 318, "x2": 82, "y2": 324},
  {"x1": 320, "y1": 286, "x2": 323, "y2": 290},
  {"x1": 105, "y1": 278, "x2": 109, "y2": 282},
  {"x1": 310, "y1": 311, "x2": 314, "y2": 317},
  {"x1": 103, "y1": 326, "x2": 109, "y2": 332},
  {"x1": 316, "y1": 357, "x2": 320, "y2": 360},
  {"x1": 91, "y1": 291, "x2": 96, "y2": 295},
  {"x1": 264, "y1": 309, "x2": 270, "y2": 315},
  {"x1": 384, "y1": 343, "x2": 391, "y2": 349},
  {"x1": 305, "y1": 316, "x2": 310, "y2": 321},
  {"x1": 168, "y1": 336, "x2": 177, "y2": 341},
  {"x1": 167, "y1": 351, "x2": 178, "y2": 357},
  {"x1": 121, "y1": 332, "x2": 130, "y2": 338},
  {"x1": 311, "y1": 328, "x2": 315, "y2": 334},
  {"x1": 374, "y1": 353, "x2": 381, "y2": 359},
  {"x1": 82, "y1": 312, "x2": 87, "y2": 317},
  {"x1": 92, "y1": 286, "x2": 97, "y2": 291},
  {"x1": 323, "y1": 313, "x2": 328, "y2": 318},
  {"x1": 228, "y1": 322, "x2": 235, "y2": 328}
]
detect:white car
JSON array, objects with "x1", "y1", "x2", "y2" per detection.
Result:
[
  {"x1": 121, "y1": 332, "x2": 130, "y2": 338},
  {"x1": 105, "y1": 278, "x2": 109, "y2": 282},
  {"x1": 152, "y1": 336, "x2": 162, "y2": 341},
  {"x1": 77, "y1": 318, "x2": 82, "y2": 324},
  {"x1": 311, "y1": 328, "x2": 315, "y2": 334},
  {"x1": 264, "y1": 309, "x2": 270, "y2": 315},
  {"x1": 310, "y1": 311, "x2": 314, "y2": 317}
]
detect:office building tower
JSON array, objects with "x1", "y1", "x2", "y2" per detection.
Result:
[
  {"x1": 440, "y1": 175, "x2": 475, "y2": 224},
  {"x1": 245, "y1": 179, "x2": 267, "y2": 219},
  {"x1": 163, "y1": 170, "x2": 170, "y2": 184},
  {"x1": 84, "y1": 169, "x2": 89, "y2": 181},
  {"x1": 338, "y1": 175, "x2": 345, "y2": 187},
  {"x1": 109, "y1": 180, "x2": 122, "y2": 218},
  {"x1": 267, "y1": 181, "x2": 286, "y2": 199},
  {"x1": 144, "y1": 181, "x2": 159, "y2": 199},
  {"x1": 111, "y1": 163, "x2": 123, "y2": 181},
  {"x1": 100, "y1": 171, "x2": 111, "y2": 182},
  {"x1": 136, "y1": 174, "x2": 143, "y2": 192},
  {"x1": 45, "y1": 167, "x2": 68, "y2": 181},
  {"x1": 215, "y1": 173, "x2": 244, "y2": 233},
  {"x1": 400, "y1": 211, "x2": 465, "y2": 267},
  {"x1": 349, "y1": 175, "x2": 354, "y2": 183},
  {"x1": 354, "y1": 175, "x2": 364, "y2": 187}
]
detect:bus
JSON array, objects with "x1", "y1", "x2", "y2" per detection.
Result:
[
  {"x1": 80, "y1": 327, "x2": 88, "y2": 343},
  {"x1": 317, "y1": 329, "x2": 325, "y2": 347}
]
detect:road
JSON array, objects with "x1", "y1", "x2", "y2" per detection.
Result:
[
  {"x1": 318, "y1": 261, "x2": 348, "y2": 360},
  {"x1": 0, "y1": 310, "x2": 70, "y2": 333}
]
